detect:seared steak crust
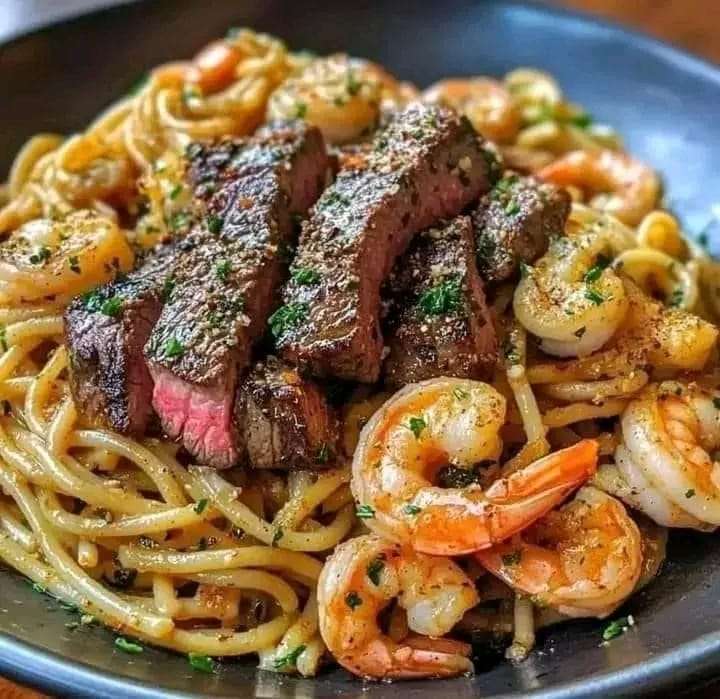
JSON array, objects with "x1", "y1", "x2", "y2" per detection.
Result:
[
  {"x1": 64, "y1": 246, "x2": 177, "y2": 435},
  {"x1": 383, "y1": 216, "x2": 497, "y2": 386},
  {"x1": 276, "y1": 103, "x2": 493, "y2": 382},
  {"x1": 236, "y1": 356, "x2": 339, "y2": 470},
  {"x1": 473, "y1": 174, "x2": 571, "y2": 283},
  {"x1": 146, "y1": 121, "x2": 330, "y2": 468}
]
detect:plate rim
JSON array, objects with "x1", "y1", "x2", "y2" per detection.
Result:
[{"x1": 1, "y1": 1, "x2": 720, "y2": 697}]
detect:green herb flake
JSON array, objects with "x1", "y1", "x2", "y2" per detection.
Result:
[
  {"x1": 315, "y1": 442, "x2": 331, "y2": 464},
  {"x1": 346, "y1": 71, "x2": 362, "y2": 96},
  {"x1": 494, "y1": 175, "x2": 518, "y2": 197},
  {"x1": 583, "y1": 254, "x2": 611, "y2": 283},
  {"x1": 602, "y1": 616, "x2": 633, "y2": 642},
  {"x1": 291, "y1": 267, "x2": 321, "y2": 285},
  {"x1": 100, "y1": 296, "x2": 123, "y2": 318},
  {"x1": 169, "y1": 211, "x2": 189, "y2": 231},
  {"x1": 403, "y1": 504, "x2": 422, "y2": 516},
  {"x1": 356, "y1": 504, "x2": 375, "y2": 519},
  {"x1": 162, "y1": 337, "x2": 184, "y2": 359},
  {"x1": 115, "y1": 637, "x2": 143, "y2": 654},
  {"x1": 418, "y1": 276, "x2": 462, "y2": 316},
  {"x1": 215, "y1": 259, "x2": 231, "y2": 281},
  {"x1": 272, "y1": 527, "x2": 284, "y2": 545},
  {"x1": 518, "y1": 261, "x2": 532, "y2": 279},
  {"x1": 407, "y1": 416, "x2": 426, "y2": 439},
  {"x1": 162, "y1": 276, "x2": 176, "y2": 301},
  {"x1": 273, "y1": 644, "x2": 306, "y2": 670},
  {"x1": 194, "y1": 498, "x2": 209, "y2": 515},
  {"x1": 437, "y1": 465, "x2": 480, "y2": 489},
  {"x1": 453, "y1": 387, "x2": 469, "y2": 400},
  {"x1": 366, "y1": 558, "x2": 385, "y2": 586},
  {"x1": 668, "y1": 288, "x2": 684, "y2": 308},
  {"x1": 345, "y1": 591, "x2": 362, "y2": 610},
  {"x1": 268, "y1": 302, "x2": 308, "y2": 339},
  {"x1": 504, "y1": 199, "x2": 520, "y2": 216},
  {"x1": 188, "y1": 652, "x2": 216, "y2": 673},
  {"x1": 685, "y1": 488, "x2": 696, "y2": 499},
  {"x1": 169, "y1": 184, "x2": 183, "y2": 200},
  {"x1": 207, "y1": 214, "x2": 224, "y2": 235},
  {"x1": 569, "y1": 112, "x2": 593, "y2": 129},
  {"x1": 295, "y1": 102, "x2": 308, "y2": 119},
  {"x1": 29, "y1": 246, "x2": 52, "y2": 265},
  {"x1": 127, "y1": 73, "x2": 149, "y2": 96},
  {"x1": 501, "y1": 550, "x2": 522, "y2": 567},
  {"x1": 585, "y1": 288, "x2": 606, "y2": 306}
]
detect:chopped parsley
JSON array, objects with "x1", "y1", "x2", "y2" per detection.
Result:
[
  {"x1": 504, "y1": 199, "x2": 520, "y2": 216},
  {"x1": 321, "y1": 190, "x2": 351, "y2": 209},
  {"x1": 169, "y1": 184, "x2": 183, "y2": 200},
  {"x1": 503, "y1": 339, "x2": 520, "y2": 365},
  {"x1": 295, "y1": 101, "x2": 308, "y2": 119},
  {"x1": 493, "y1": 174, "x2": 518, "y2": 197},
  {"x1": 583, "y1": 254, "x2": 611, "y2": 283},
  {"x1": 162, "y1": 336, "x2": 184, "y2": 359},
  {"x1": 215, "y1": 259, "x2": 231, "y2": 281},
  {"x1": 685, "y1": 489, "x2": 695, "y2": 499},
  {"x1": 403, "y1": 504, "x2": 422, "y2": 516},
  {"x1": 188, "y1": 652, "x2": 216, "y2": 673},
  {"x1": 99, "y1": 296, "x2": 123, "y2": 317},
  {"x1": 346, "y1": 71, "x2": 362, "y2": 96},
  {"x1": 291, "y1": 267, "x2": 320, "y2": 285},
  {"x1": 29, "y1": 246, "x2": 52, "y2": 265},
  {"x1": 272, "y1": 527, "x2": 284, "y2": 545},
  {"x1": 453, "y1": 387, "x2": 469, "y2": 400},
  {"x1": 437, "y1": 465, "x2": 480, "y2": 489},
  {"x1": 584, "y1": 288, "x2": 606, "y2": 306},
  {"x1": 366, "y1": 558, "x2": 385, "y2": 586},
  {"x1": 115, "y1": 637, "x2": 143, "y2": 654},
  {"x1": 668, "y1": 288, "x2": 684, "y2": 308},
  {"x1": 356, "y1": 504, "x2": 375, "y2": 519},
  {"x1": 162, "y1": 276, "x2": 176, "y2": 301},
  {"x1": 407, "y1": 416, "x2": 426, "y2": 439},
  {"x1": 501, "y1": 550, "x2": 522, "y2": 567},
  {"x1": 268, "y1": 302, "x2": 308, "y2": 339},
  {"x1": 417, "y1": 276, "x2": 462, "y2": 316},
  {"x1": 127, "y1": 72, "x2": 149, "y2": 96},
  {"x1": 345, "y1": 591, "x2": 362, "y2": 610},
  {"x1": 602, "y1": 615, "x2": 633, "y2": 642},
  {"x1": 68, "y1": 256, "x2": 81, "y2": 274},
  {"x1": 518, "y1": 261, "x2": 532, "y2": 279},
  {"x1": 207, "y1": 214, "x2": 224, "y2": 235},
  {"x1": 169, "y1": 211, "x2": 190, "y2": 231},
  {"x1": 569, "y1": 112, "x2": 593, "y2": 129},
  {"x1": 194, "y1": 498, "x2": 209, "y2": 515},
  {"x1": 315, "y1": 442, "x2": 331, "y2": 464},
  {"x1": 273, "y1": 645, "x2": 306, "y2": 670}
]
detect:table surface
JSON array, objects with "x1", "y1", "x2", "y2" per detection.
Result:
[{"x1": 0, "y1": 0, "x2": 718, "y2": 697}]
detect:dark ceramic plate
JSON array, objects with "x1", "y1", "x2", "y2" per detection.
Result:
[{"x1": 1, "y1": 1, "x2": 720, "y2": 697}]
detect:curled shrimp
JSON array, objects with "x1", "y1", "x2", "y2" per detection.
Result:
[
  {"x1": 513, "y1": 205, "x2": 635, "y2": 357},
  {"x1": 352, "y1": 377, "x2": 599, "y2": 555},
  {"x1": 538, "y1": 149, "x2": 661, "y2": 226},
  {"x1": 268, "y1": 54, "x2": 386, "y2": 144},
  {"x1": 422, "y1": 78, "x2": 521, "y2": 143},
  {"x1": 186, "y1": 40, "x2": 242, "y2": 93},
  {"x1": 476, "y1": 486, "x2": 642, "y2": 618},
  {"x1": 318, "y1": 534, "x2": 477, "y2": 680},
  {"x1": 613, "y1": 381, "x2": 720, "y2": 527}
]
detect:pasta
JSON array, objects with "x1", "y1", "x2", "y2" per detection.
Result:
[{"x1": 0, "y1": 26, "x2": 717, "y2": 684}]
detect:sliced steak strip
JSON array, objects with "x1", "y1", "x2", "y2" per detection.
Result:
[
  {"x1": 64, "y1": 245, "x2": 177, "y2": 435},
  {"x1": 472, "y1": 173, "x2": 571, "y2": 284},
  {"x1": 383, "y1": 215, "x2": 497, "y2": 387},
  {"x1": 235, "y1": 356, "x2": 339, "y2": 470},
  {"x1": 275, "y1": 103, "x2": 493, "y2": 383},
  {"x1": 146, "y1": 121, "x2": 330, "y2": 469}
]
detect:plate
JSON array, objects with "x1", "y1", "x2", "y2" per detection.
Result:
[{"x1": 1, "y1": 1, "x2": 720, "y2": 697}]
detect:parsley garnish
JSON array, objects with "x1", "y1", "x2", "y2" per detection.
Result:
[
  {"x1": 453, "y1": 387, "x2": 469, "y2": 400},
  {"x1": 366, "y1": 558, "x2": 385, "y2": 586},
  {"x1": 162, "y1": 337, "x2": 184, "y2": 359},
  {"x1": 403, "y1": 504, "x2": 422, "y2": 516},
  {"x1": 315, "y1": 442, "x2": 331, "y2": 464},
  {"x1": 268, "y1": 302, "x2": 308, "y2": 338},
  {"x1": 169, "y1": 211, "x2": 189, "y2": 231},
  {"x1": 29, "y1": 246, "x2": 51, "y2": 265},
  {"x1": 115, "y1": 637, "x2": 143, "y2": 654},
  {"x1": 407, "y1": 416, "x2": 426, "y2": 439},
  {"x1": 494, "y1": 175, "x2": 518, "y2": 197},
  {"x1": 188, "y1": 652, "x2": 216, "y2": 673},
  {"x1": 504, "y1": 199, "x2": 520, "y2": 216},
  {"x1": 100, "y1": 296, "x2": 123, "y2": 317},
  {"x1": 215, "y1": 259, "x2": 231, "y2": 281},
  {"x1": 127, "y1": 73, "x2": 149, "y2": 96},
  {"x1": 685, "y1": 488, "x2": 695, "y2": 499},
  {"x1": 295, "y1": 102, "x2": 307, "y2": 118},
  {"x1": 162, "y1": 276, "x2": 176, "y2": 301},
  {"x1": 272, "y1": 528, "x2": 284, "y2": 545},
  {"x1": 417, "y1": 276, "x2": 462, "y2": 316},
  {"x1": 345, "y1": 591, "x2": 362, "y2": 610},
  {"x1": 291, "y1": 267, "x2": 320, "y2": 285},
  {"x1": 207, "y1": 214, "x2": 223, "y2": 235},
  {"x1": 602, "y1": 616, "x2": 632, "y2": 641},
  {"x1": 273, "y1": 645, "x2": 306, "y2": 670},
  {"x1": 356, "y1": 504, "x2": 375, "y2": 519},
  {"x1": 585, "y1": 288, "x2": 605, "y2": 306},
  {"x1": 668, "y1": 288, "x2": 684, "y2": 307},
  {"x1": 194, "y1": 498, "x2": 208, "y2": 515},
  {"x1": 583, "y1": 254, "x2": 610, "y2": 283},
  {"x1": 501, "y1": 550, "x2": 522, "y2": 567},
  {"x1": 346, "y1": 71, "x2": 362, "y2": 96},
  {"x1": 437, "y1": 465, "x2": 480, "y2": 489},
  {"x1": 169, "y1": 184, "x2": 183, "y2": 200}
]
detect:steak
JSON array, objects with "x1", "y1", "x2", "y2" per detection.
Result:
[
  {"x1": 146, "y1": 121, "x2": 330, "y2": 468},
  {"x1": 275, "y1": 103, "x2": 493, "y2": 382},
  {"x1": 383, "y1": 216, "x2": 497, "y2": 386},
  {"x1": 64, "y1": 245, "x2": 177, "y2": 435},
  {"x1": 235, "y1": 356, "x2": 339, "y2": 470},
  {"x1": 473, "y1": 174, "x2": 571, "y2": 283}
]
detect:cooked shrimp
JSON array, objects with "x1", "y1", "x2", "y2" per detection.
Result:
[
  {"x1": 513, "y1": 205, "x2": 634, "y2": 357},
  {"x1": 352, "y1": 377, "x2": 598, "y2": 555},
  {"x1": 476, "y1": 486, "x2": 642, "y2": 617},
  {"x1": 317, "y1": 534, "x2": 477, "y2": 680},
  {"x1": 268, "y1": 54, "x2": 384, "y2": 144},
  {"x1": 422, "y1": 78, "x2": 521, "y2": 143},
  {"x1": 615, "y1": 381, "x2": 720, "y2": 527},
  {"x1": 538, "y1": 149, "x2": 660, "y2": 225},
  {"x1": 186, "y1": 40, "x2": 242, "y2": 93}
]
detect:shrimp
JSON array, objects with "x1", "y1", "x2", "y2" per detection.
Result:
[
  {"x1": 476, "y1": 486, "x2": 642, "y2": 618},
  {"x1": 513, "y1": 205, "x2": 635, "y2": 357},
  {"x1": 352, "y1": 378, "x2": 598, "y2": 555},
  {"x1": 268, "y1": 54, "x2": 386, "y2": 144},
  {"x1": 538, "y1": 149, "x2": 661, "y2": 226},
  {"x1": 422, "y1": 78, "x2": 521, "y2": 143},
  {"x1": 186, "y1": 40, "x2": 242, "y2": 93},
  {"x1": 613, "y1": 381, "x2": 720, "y2": 528},
  {"x1": 317, "y1": 534, "x2": 477, "y2": 680}
]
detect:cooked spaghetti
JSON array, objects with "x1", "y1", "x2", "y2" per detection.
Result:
[{"x1": 0, "y1": 28, "x2": 718, "y2": 683}]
